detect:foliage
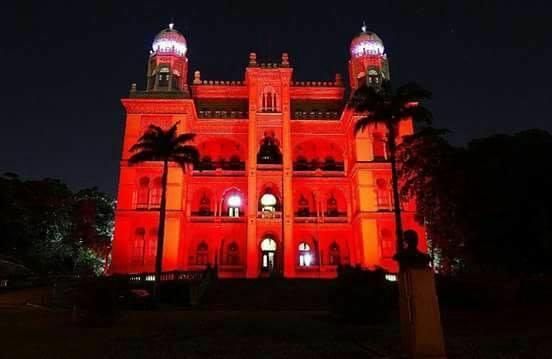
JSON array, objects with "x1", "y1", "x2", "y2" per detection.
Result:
[
  {"x1": 398, "y1": 129, "x2": 552, "y2": 276},
  {"x1": 397, "y1": 127, "x2": 467, "y2": 272},
  {"x1": 0, "y1": 173, "x2": 114, "y2": 275},
  {"x1": 351, "y1": 80, "x2": 433, "y2": 251}
]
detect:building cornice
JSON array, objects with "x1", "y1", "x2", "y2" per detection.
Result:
[{"x1": 121, "y1": 98, "x2": 195, "y2": 114}]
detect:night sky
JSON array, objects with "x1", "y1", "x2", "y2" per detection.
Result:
[{"x1": 2, "y1": 1, "x2": 550, "y2": 195}]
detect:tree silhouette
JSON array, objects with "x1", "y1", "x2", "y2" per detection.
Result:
[
  {"x1": 351, "y1": 80, "x2": 432, "y2": 254},
  {"x1": 128, "y1": 123, "x2": 198, "y2": 303}
]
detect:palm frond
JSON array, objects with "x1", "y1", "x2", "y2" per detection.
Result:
[
  {"x1": 399, "y1": 104, "x2": 433, "y2": 125},
  {"x1": 394, "y1": 82, "x2": 432, "y2": 103},
  {"x1": 354, "y1": 114, "x2": 381, "y2": 134},
  {"x1": 128, "y1": 150, "x2": 161, "y2": 164},
  {"x1": 174, "y1": 133, "x2": 196, "y2": 144},
  {"x1": 129, "y1": 141, "x2": 158, "y2": 152}
]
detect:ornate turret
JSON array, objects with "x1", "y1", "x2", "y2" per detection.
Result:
[
  {"x1": 348, "y1": 23, "x2": 390, "y2": 90},
  {"x1": 145, "y1": 23, "x2": 190, "y2": 96}
]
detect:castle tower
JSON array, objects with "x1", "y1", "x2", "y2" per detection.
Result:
[
  {"x1": 146, "y1": 23, "x2": 190, "y2": 96},
  {"x1": 348, "y1": 23, "x2": 390, "y2": 90}
]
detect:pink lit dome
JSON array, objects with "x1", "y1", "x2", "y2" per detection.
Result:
[
  {"x1": 152, "y1": 23, "x2": 187, "y2": 57},
  {"x1": 350, "y1": 25, "x2": 384, "y2": 57}
]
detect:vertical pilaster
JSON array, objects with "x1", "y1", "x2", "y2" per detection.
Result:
[
  {"x1": 280, "y1": 69, "x2": 294, "y2": 278},
  {"x1": 246, "y1": 70, "x2": 259, "y2": 278}
]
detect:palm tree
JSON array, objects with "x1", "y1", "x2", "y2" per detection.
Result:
[
  {"x1": 128, "y1": 122, "x2": 198, "y2": 303},
  {"x1": 351, "y1": 80, "x2": 432, "y2": 255}
]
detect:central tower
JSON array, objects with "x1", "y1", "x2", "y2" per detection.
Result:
[{"x1": 245, "y1": 53, "x2": 294, "y2": 277}]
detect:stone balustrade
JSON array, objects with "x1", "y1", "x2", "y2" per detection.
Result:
[
  {"x1": 292, "y1": 111, "x2": 340, "y2": 120},
  {"x1": 291, "y1": 81, "x2": 341, "y2": 87},
  {"x1": 198, "y1": 110, "x2": 249, "y2": 119}
]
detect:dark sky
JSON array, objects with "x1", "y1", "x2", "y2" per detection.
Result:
[{"x1": 2, "y1": 1, "x2": 551, "y2": 195}]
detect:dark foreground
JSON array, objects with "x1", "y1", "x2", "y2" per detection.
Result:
[{"x1": 1, "y1": 289, "x2": 551, "y2": 359}]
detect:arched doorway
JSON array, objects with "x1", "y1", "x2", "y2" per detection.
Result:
[{"x1": 260, "y1": 237, "x2": 277, "y2": 273}]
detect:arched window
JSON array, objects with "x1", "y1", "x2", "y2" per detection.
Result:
[
  {"x1": 145, "y1": 228, "x2": 158, "y2": 264},
  {"x1": 257, "y1": 134, "x2": 282, "y2": 164},
  {"x1": 226, "y1": 193, "x2": 242, "y2": 217},
  {"x1": 376, "y1": 178, "x2": 392, "y2": 210},
  {"x1": 294, "y1": 156, "x2": 309, "y2": 171},
  {"x1": 380, "y1": 228, "x2": 394, "y2": 257},
  {"x1": 368, "y1": 69, "x2": 380, "y2": 86},
  {"x1": 199, "y1": 194, "x2": 211, "y2": 216},
  {"x1": 298, "y1": 242, "x2": 312, "y2": 267},
  {"x1": 323, "y1": 156, "x2": 337, "y2": 171},
  {"x1": 150, "y1": 177, "x2": 162, "y2": 208},
  {"x1": 261, "y1": 86, "x2": 278, "y2": 112},
  {"x1": 297, "y1": 194, "x2": 310, "y2": 217},
  {"x1": 196, "y1": 242, "x2": 209, "y2": 265},
  {"x1": 229, "y1": 155, "x2": 242, "y2": 170},
  {"x1": 260, "y1": 237, "x2": 277, "y2": 272},
  {"x1": 372, "y1": 132, "x2": 386, "y2": 161},
  {"x1": 131, "y1": 228, "x2": 146, "y2": 265},
  {"x1": 326, "y1": 195, "x2": 338, "y2": 217},
  {"x1": 158, "y1": 66, "x2": 170, "y2": 88},
  {"x1": 136, "y1": 177, "x2": 150, "y2": 209},
  {"x1": 260, "y1": 188, "x2": 278, "y2": 212},
  {"x1": 227, "y1": 242, "x2": 240, "y2": 265},
  {"x1": 329, "y1": 242, "x2": 341, "y2": 265}
]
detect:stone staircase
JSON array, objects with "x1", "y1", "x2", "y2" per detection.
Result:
[{"x1": 201, "y1": 278, "x2": 336, "y2": 310}]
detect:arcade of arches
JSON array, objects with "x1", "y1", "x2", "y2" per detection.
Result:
[{"x1": 111, "y1": 24, "x2": 426, "y2": 278}]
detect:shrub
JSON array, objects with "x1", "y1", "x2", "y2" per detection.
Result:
[{"x1": 329, "y1": 265, "x2": 398, "y2": 323}]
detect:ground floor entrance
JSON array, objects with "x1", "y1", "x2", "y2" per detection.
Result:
[{"x1": 260, "y1": 237, "x2": 278, "y2": 275}]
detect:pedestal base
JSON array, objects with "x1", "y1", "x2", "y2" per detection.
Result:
[{"x1": 399, "y1": 268, "x2": 447, "y2": 358}]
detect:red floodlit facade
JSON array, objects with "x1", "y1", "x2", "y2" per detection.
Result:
[{"x1": 110, "y1": 24, "x2": 426, "y2": 278}]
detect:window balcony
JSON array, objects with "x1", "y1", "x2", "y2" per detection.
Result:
[{"x1": 257, "y1": 211, "x2": 282, "y2": 220}]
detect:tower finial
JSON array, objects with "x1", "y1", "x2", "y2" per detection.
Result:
[
  {"x1": 169, "y1": 22, "x2": 174, "y2": 30},
  {"x1": 361, "y1": 21, "x2": 367, "y2": 33}
]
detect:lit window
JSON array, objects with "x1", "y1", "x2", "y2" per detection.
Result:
[
  {"x1": 227, "y1": 194, "x2": 241, "y2": 217},
  {"x1": 298, "y1": 242, "x2": 312, "y2": 267},
  {"x1": 260, "y1": 192, "x2": 277, "y2": 212}
]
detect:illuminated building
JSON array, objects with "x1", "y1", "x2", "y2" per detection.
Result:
[{"x1": 110, "y1": 23, "x2": 425, "y2": 278}]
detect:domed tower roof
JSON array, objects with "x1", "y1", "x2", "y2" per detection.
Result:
[
  {"x1": 152, "y1": 23, "x2": 187, "y2": 57},
  {"x1": 350, "y1": 24, "x2": 384, "y2": 57}
]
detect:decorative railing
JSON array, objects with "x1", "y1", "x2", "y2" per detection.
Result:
[
  {"x1": 197, "y1": 80, "x2": 245, "y2": 86},
  {"x1": 257, "y1": 211, "x2": 282, "y2": 219},
  {"x1": 198, "y1": 110, "x2": 248, "y2": 119},
  {"x1": 195, "y1": 161, "x2": 246, "y2": 171},
  {"x1": 294, "y1": 213, "x2": 349, "y2": 224},
  {"x1": 291, "y1": 81, "x2": 341, "y2": 87},
  {"x1": 127, "y1": 270, "x2": 207, "y2": 283},
  {"x1": 293, "y1": 161, "x2": 344, "y2": 172},
  {"x1": 292, "y1": 111, "x2": 340, "y2": 120}
]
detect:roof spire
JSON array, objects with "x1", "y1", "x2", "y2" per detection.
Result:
[
  {"x1": 169, "y1": 22, "x2": 174, "y2": 30},
  {"x1": 361, "y1": 21, "x2": 367, "y2": 33}
]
